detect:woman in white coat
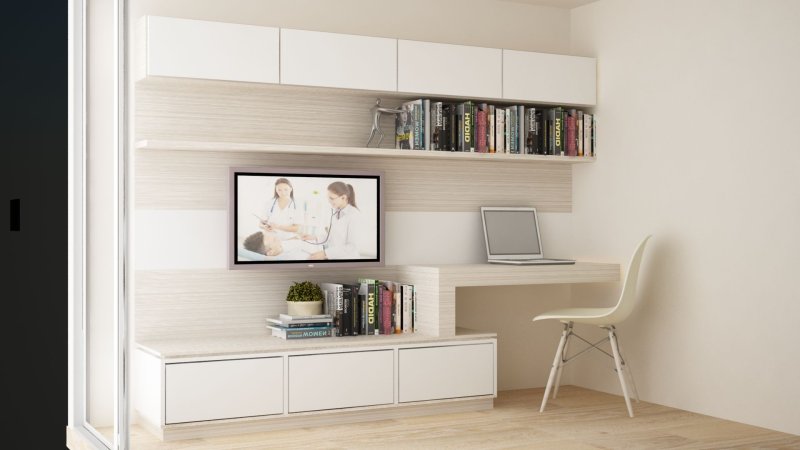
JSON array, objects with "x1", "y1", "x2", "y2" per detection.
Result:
[{"x1": 302, "y1": 181, "x2": 362, "y2": 260}]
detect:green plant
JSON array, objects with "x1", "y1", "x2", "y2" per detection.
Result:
[{"x1": 285, "y1": 281, "x2": 324, "y2": 302}]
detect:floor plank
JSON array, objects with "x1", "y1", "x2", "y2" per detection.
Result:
[{"x1": 119, "y1": 386, "x2": 800, "y2": 450}]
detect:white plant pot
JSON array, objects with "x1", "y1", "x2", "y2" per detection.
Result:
[{"x1": 286, "y1": 300, "x2": 323, "y2": 316}]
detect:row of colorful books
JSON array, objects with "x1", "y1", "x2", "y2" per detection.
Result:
[
  {"x1": 265, "y1": 280, "x2": 418, "y2": 340},
  {"x1": 321, "y1": 280, "x2": 416, "y2": 337},
  {"x1": 395, "y1": 99, "x2": 596, "y2": 157}
]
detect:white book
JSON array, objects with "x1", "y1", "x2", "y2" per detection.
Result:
[
  {"x1": 402, "y1": 284, "x2": 413, "y2": 333},
  {"x1": 488, "y1": 106, "x2": 495, "y2": 153},
  {"x1": 496, "y1": 108, "x2": 505, "y2": 153},
  {"x1": 278, "y1": 313, "x2": 332, "y2": 322},
  {"x1": 583, "y1": 113, "x2": 592, "y2": 157}
]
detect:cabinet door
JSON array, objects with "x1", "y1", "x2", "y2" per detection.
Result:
[
  {"x1": 280, "y1": 29, "x2": 396, "y2": 91},
  {"x1": 503, "y1": 50, "x2": 596, "y2": 106},
  {"x1": 288, "y1": 350, "x2": 394, "y2": 413},
  {"x1": 398, "y1": 40, "x2": 502, "y2": 98},
  {"x1": 399, "y1": 343, "x2": 494, "y2": 403},
  {"x1": 165, "y1": 357, "x2": 283, "y2": 424},
  {"x1": 141, "y1": 16, "x2": 279, "y2": 83}
]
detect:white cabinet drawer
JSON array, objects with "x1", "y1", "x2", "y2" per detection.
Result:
[
  {"x1": 399, "y1": 343, "x2": 494, "y2": 403},
  {"x1": 141, "y1": 16, "x2": 279, "y2": 83},
  {"x1": 288, "y1": 350, "x2": 394, "y2": 412},
  {"x1": 165, "y1": 357, "x2": 283, "y2": 424},
  {"x1": 503, "y1": 50, "x2": 596, "y2": 106},
  {"x1": 280, "y1": 29, "x2": 397, "y2": 91},
  {"x1": 398, "y1": 40, "x2": 502, "y2": 98}
]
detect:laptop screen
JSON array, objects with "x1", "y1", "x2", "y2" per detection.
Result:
[{"x1": 481, "y1": 207, "x2": 542, "y2": 258}]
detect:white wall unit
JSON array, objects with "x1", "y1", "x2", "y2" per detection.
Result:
[
  {"x1": 399, "y1": 343, "x2": 495, "y2": 402},
  {"x1": 140, "y1": 16, "x2": 279, "y2": 83},
  {"x1": 397, "y1": 40, "x2": 502, "y2": 98},
  {"x1": 280, "y1": 29, "x2": 397, "y2": 91},
  {"x1": 165, "y1": 357, "x2": 283, "y2": 424},
  {"x1": 288, "y1": 350, "x2": 394, "y2": 412},
  {"x1": 502, "y1": 50, "x2": 596, "y2": 105}
]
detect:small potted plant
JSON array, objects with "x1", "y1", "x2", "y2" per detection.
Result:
[{"x1": 285, "y1": 281, "x2": 325, "y2": 316}]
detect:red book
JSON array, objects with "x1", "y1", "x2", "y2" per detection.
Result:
[
  {"x1": 476, "y1": 106, "x2": 487, "y2": 153},
  {"x1": 566, "y1": 110, "x2": 578, "y2": 156},
  {"x1": 381, "y1": 286, "x2": 393, "y2": 334}
]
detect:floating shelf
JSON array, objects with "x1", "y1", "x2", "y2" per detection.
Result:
[{"x1": 136, "y1": 139, "x2": 596, "y2": 164}]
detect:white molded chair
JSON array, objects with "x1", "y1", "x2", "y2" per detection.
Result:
[{"x1": 534, "y1": 235, "x2": 652, "y2": 417}]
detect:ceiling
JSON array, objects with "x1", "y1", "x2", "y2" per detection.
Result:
[{"x1": 498, "y1": 0, "x2": 599, "y2": 9}]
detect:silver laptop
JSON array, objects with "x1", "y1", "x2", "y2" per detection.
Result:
[{"x1": 480, "y1": 206, "x2": 575, "y2": 265}]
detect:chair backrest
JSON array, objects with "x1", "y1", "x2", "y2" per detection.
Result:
[{"x1": 604, "y1": 235, "x2": 652, "y2": 325}]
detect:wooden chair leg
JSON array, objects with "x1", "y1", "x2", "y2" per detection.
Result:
[
  {"x1": 609, "y1": 327, "x2": 634, "y2": 417},
  {"x1": 541, "y1": 322, "x2": 570, "y2": 412}
]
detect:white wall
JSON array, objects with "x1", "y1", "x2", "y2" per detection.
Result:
[{"x1": 570, "y1": 0, "x2": 800, "y2": 435}]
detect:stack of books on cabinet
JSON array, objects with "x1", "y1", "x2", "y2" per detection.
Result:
[
  {"x1": 266, "y1": 314, "x2": 335, "y2": 339},
  {"x1": 396, "y1": 99, "x2": 595, "y2": 157}
]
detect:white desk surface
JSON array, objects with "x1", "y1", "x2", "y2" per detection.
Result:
[{"x1": 397, "y1": 262, "x2": 620, "y2": 286}]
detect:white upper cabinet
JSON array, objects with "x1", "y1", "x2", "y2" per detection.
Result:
[
  {"x1": 280, "y1": 29, "x2": 397, "y2": 91},
  {"x1": 503, "y1": 50, "x2": 596, "y2": 106},
  {"x1": 398, "y1": 40, "x2": 502, "y2": 99},
  {"x1": 140, "y1": 16, "x2": 279, "y2": 83}
]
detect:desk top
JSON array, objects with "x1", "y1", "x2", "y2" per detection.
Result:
[{"x1": 396, "y1": 262, "x2": 619, "y2": 287}]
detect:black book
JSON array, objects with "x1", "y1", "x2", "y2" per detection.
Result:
[
  {"x1": 446, "y1": 103, "x2": 457, "y2": 151},
  {"x1": 525, "y1": 108, "x2": 543, "y2": 155},
  {"x1": 455, "y1": 103, "x2": 464, "y2": 152}
]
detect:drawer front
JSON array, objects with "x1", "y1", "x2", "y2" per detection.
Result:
[
  {"x1": 165, "y1": 357, "x2": 283, "y2": 424},
  {"x1": 145, "y1": 16, "x2": 279, "y2": 83},
  {"x1": 288, "y1": 350, "x2": 394, "y2": 413},
  {"x1": 398, "y1": 40, "x2": 502, "y2": 98},
  {"x1": 399, "y1": 343, "x2": 494, "y2": 403},
  {"x1": 280, "y1": 29, "x2": 397, "y2": 91}
]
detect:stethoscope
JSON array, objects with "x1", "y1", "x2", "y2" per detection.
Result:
[
  {"x1": 269, "y1": 197, "x2": 295, "y2": 214},
  {"x1": 303, "y1": 207, "x2": 343, "y2": 245}
]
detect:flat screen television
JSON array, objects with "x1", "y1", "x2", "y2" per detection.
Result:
[{"x1": 229, "y1": 167, "x2": 385, "y2": 269}]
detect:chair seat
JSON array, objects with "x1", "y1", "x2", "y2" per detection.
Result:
[{"x1": 533, "y1": 307, "x2": 617, "y2": 325}]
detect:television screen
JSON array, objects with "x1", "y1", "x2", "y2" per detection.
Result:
[{"x1": 229, "y1": 167, "x2": 384, "y2": 268}]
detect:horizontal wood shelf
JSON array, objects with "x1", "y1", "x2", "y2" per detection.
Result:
[{"x1": 136, "y1": 139, "x2": 596, "y2": 164}]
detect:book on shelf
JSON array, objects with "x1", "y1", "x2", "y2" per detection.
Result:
[
  {"x1": 358, "y1": 278, "x2": 379, "y2": 335},
  {"x1": 487, "y1": 105, "x2": 496, "y2": 153},
  {"x1": 319, "y1": 282, "x2": 343, "y2": 335},
  {"x1": 496, "y1": 107, "x2": 505, "y2": 153},
  {"x1": 267, "y1": 324, "x2": 334, "y2": 339},
  {"x1": 401, "y1": 284, "x2": 414, "y2": 333},
  {"x1": 475, "y1": 103, "x2": 488, "y2": 153},
  {"x1": 395, "y1": 108, "x2": 412, "y2": 150},
  {"x1": 266, "y1": 317, "x2": 332, "y2": 328},
  {"x1": 565, "y1": 109, "x2": 578, "y2": 157},
  {"x1": 278, "y1": 313, "x2": 333, "y2": 322},
  {"x1": 577, "y1": 110, "x2": 584, "y2": 157},
  {"x1": 422, "y1": 98, "x2": 431, "y2": 150},
  {"x1": 517, "y1": 105, "x2": 525, "y2": 154},
  {"x1": 431, "y1": 101, "x2": 446, "y2": 151},
  {"x1": 446, "y1": 103, "x2": 457, "y2": 151}
]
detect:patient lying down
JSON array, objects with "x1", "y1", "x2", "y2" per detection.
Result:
[{"x1": 243, "y1": 231, "x2": 284, "y2": 256}]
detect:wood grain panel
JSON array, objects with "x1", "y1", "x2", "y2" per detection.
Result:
[
  {"x1": 135, "y1": 268, "x2": 399, "y2": 341},
  {"x1": 136, "y1": 77, "x2": 402, "y2": 148},
  {"x1": 134, "y1": 77, "x2": 574, "y2": 212},
  {"x1": 135, "y1": 149, "x2": 571, "y2": 212}
]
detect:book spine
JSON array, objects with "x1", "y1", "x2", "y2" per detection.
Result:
[
  {"x1": 566, "y1": 109, "x2": 577, "y2": 156},
  {"x1": 476, "y1": 104, "x2": 487, "y2": 153},
  {"x1": 496, "y1": 108, "x2": 505, "y2": 153},
  {"x1": 412, "y1": 286, "x2": 417, "y2": 333},
  {"x1": 577, "y1": 110, "x2": 584, "y2": 157},
  {"x1": 358, "y1": 281, "x2": 367, "y2": 335},
  {"x1": 423, "y1": 99, "x2": 431, "y2": 150},
  {"x1": 283, "y1": 327, "x2": 333, "y2": 339},
  {"x1": 367, "y1": 281, "x2": 377, "y2": 335},
  {"x1": 402, "y1": 284, "x2": 412, "y2": 333},
  {"x1": 393, "y1": 288, "x2": 402, "y2": 333},
  {"x1": 488, "y1": 105, "x2": 495, "y2": 153},
  {"x1": 517, "y1": 105, "x2": 525, "y2": 154},
  {"x1": 447, "y1": 103, "x2": 457, "y2": 151},
  {"x1": 432, "y1": 102, "x2": 444, "y2": 151},
  {"x1": 277, "y1": 321, "x2": 332, "y2": 328},
  {"x1": 413, "y1": 101, "x2": 422, "y2": 150},
  {"x1": 592, "y1": 115, "x2": 596, "y2": 157},
  {"x1": 341, "y1": 285, "x2": 351, "y2": 336},
  {"x1": 350, "y1": 284, "x2": 359, "y2": 335},
  {"x1": 381, "y1": 285, "x2": 392, "y2": 335},
  {"x1": 456, "y1": 103, "x2": 464, "y2": 151}
]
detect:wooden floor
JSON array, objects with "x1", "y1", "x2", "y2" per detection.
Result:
[{"x1": 123, "y1": 386, "x2": 800, "y2": 449}]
